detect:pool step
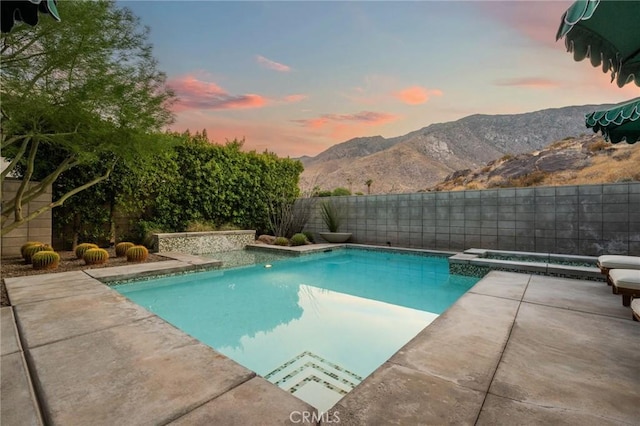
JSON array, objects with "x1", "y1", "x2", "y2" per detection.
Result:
[{"x1": 264, "y1": 351, "x2": 363, "y2": 409}]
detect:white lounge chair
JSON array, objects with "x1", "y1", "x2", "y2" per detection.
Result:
[
  {"x1": 632, "y1": 299, "x2": 639, "y2": 322},
  {"x1": 609, "y1": 269, "x2": 640, "y2": 307},
  {"x1": 597, "y1": 255, "x2": 640, "y2": 275}
]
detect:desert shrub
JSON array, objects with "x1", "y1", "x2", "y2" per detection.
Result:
[
  {"x1": 83, "y1": 248, "x2": 109, "y2": 265},
  {"x1": 185, "y1": 220, "x2": 217, "y2": 232},
  {"x1": 24, "y1": 244, "x2": 54, "y2": 264},
  {"x1": 274, "y1": 237, "x2": 289, "y2": 246},
  {"x1": 303, "y1": 231, "x2": 315, "y2": 243},
  {"x1": 466, "y1": 183, "x2": 480, "y2": 190},
  {"x1": 332, "y1": 187, "x2": 351, "y2": 196},
  {"x1": 126, "y1": 245, "x2": 149, "y2": 262},
  {"x1": 612, "y1": 150, "x2": 632, "y2": 161},
  {"x1": 320, "y1": 201, "x2": 342, "y2": 232},
  {"x1": 316, "y1": 190, "x2": 333, "y2": 197},
  {"x1": 75, "y1": 243, "x2": 99, "y2": 259},
  {"x1": 115, "y1": 242, "x2": 135, "y2": 257},
  {"x1": 32, "y1": 251, "x2": 60, "y2": 270},
  {"x1": 510, "y1": 171, "x2": 547, "y2": 187},
  {"x1": 499, "y1": 154, "x2": 513, "y2": 162},
  {"x1": 217, "y1": 222, "x2": 240, "y2": 231},
  {"x1": 290, "y1": 233, "x2": 308, "y2": 246},
  {"x1": 355, "y1": 192, "x2": 364, "y2": 195},
  {"x1": 588, "y1": 140, "x2": 609, "y2": 152}
]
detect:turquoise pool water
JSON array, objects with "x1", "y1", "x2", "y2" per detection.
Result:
[{"x1": 115, "y1": 248, "x2": 479, "y2": 411}]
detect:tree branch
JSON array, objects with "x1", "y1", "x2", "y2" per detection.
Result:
[
  {"x1": 0, "y1": 136, "x2": 29, "y2": 184},
  {"x1": 13, "y1": 138, "x2": 39, "y2": 223},
  {"x1": 1, "y1": 162, "x2": 115, "y2": 236}
]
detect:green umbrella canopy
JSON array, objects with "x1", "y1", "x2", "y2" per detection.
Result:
[
  {"x1": 585, "y1": 97, "x2": 640, "y2": 144},
  {"x1": 1, "y1": 0, "x2": 60, "y2": 33},
  {"x1": 556, "y1": 0, "x2": 640, "y2": 88}
]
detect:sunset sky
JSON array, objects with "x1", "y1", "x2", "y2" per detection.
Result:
[{"x1": 122, "y1": 1, "x2": 639, "y2": 157}]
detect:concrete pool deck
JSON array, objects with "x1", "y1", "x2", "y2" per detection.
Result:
[{"x1": 2, "y1": 256, "x2": 639, "y2": 424}]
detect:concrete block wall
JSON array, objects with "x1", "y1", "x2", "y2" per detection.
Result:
[
  {"x1": 1, "y1": 179, "x2": 52, "y2": 257},
  {"x1": 303, "y1": 182, "x2": 640, "y2": 256}
]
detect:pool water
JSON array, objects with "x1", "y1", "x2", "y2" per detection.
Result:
[{"x1": 115, "y1": 248, "x2": 479, "y2": 412}]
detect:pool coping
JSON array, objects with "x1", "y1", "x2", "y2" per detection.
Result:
[{"x1": 2, "y1": 247, "x2": 639, "y2": 424}]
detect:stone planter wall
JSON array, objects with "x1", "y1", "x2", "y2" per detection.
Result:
[{"x1": 153, "y1": 230, "x2": 256, "y2": 255}]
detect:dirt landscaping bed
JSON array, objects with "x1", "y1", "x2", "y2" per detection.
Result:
[{"x1": 1, "y1": 248, "x2": 168, "y2": 307}]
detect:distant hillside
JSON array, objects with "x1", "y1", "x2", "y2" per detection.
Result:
[
  {"x1": 429, "y1": 135, "x2": 640, "y2": 191},
  {"x1": 300, "y1": 104, "x2": 614, "y2": 194}
]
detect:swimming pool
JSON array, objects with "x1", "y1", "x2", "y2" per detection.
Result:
[{"x1": 115, "y1": 248, "x2": 479, "y2": 412}]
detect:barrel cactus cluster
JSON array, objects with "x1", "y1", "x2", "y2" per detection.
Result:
[
  {"x1": 75, "y1": 243, "x2": 99, "y2": 259},
  {"x1": 32, "y1": 251, "x2": 60, "y2": 270},
  {"x1": 20, "y1": 241, "x2": 60, "y2": 270},
  {"x1": 115, "y1": 242, "x2": 135, "y2": 257},
  {"x1": 22, "y1": 242, "x2": 54, "y2": 264}
]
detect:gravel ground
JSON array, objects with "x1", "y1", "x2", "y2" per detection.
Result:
[{"x1": 1, "y1": 248, "x2": 168, "y2": 307}]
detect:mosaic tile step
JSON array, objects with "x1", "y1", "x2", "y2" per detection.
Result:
[{"x1": 264, "y1": 351, "x2": 362, "y2": 397}]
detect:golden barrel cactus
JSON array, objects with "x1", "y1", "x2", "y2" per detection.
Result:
[
  {"x1": 126, "y1": 245, "x2": 148, "y2": 262},
  {"x1": 83, "y1": 248, "x2": 109, "y2": 265},
  {"x1": 32, "y1": 251, "x2": 60, "y2": 270}
]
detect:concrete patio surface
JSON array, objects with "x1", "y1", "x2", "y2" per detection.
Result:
[{"x1": 2, "y1": 260, "x2": 639, "y2": 425}]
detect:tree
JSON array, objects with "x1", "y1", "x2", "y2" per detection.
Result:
[
  {"x1": 1, "y1": 0, "x2": 174, "y2": 236},
  {"x1": 365, "y1": 179, "x2": 373, "y2": 194}
]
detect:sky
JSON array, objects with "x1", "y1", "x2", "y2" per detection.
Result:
[{"x1": 121, "y1": 1, "x2": 639, "y2": 158}]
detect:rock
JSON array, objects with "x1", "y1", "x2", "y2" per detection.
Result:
[{"x1": 257, "y1": 235, "x2": 276, "y2": 245}]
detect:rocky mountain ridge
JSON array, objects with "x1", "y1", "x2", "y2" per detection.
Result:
[{"x1": 299, "y1": 104, "x2": 615, "y2": 194}]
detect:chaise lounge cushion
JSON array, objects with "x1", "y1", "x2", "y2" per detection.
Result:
[
  {"x1": 597, "y1": 255, "x2": 640, "y2": 271},
  {"x1": 609, "y1": 269, "x2": 640, "y2": 306},
  {"x1": 609, "y1": 269, "x2": 640, "y2": 290},
  {"x1": 632, "y1": 299, "x2": 640, "y2": 322}
]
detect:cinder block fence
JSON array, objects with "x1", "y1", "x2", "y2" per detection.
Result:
[
  {"x1": 303, "y1": 182, "x2": 640, "y2": 256},
  {"x1": 1, "y1": 179, "x2": 52, "y2": 257}
]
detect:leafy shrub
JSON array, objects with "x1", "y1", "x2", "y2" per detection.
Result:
[
  {"x1": 32, "y1": 251, "x2": 60, "y2": 270},
  {"x1": 274, "y1": 237, "x2": 289, "y2": 246},
  {"x1": 126, "y1": 245, "x2": 149, "y2": 262},
  {"x1": 290, "y1": 233, "x2": 308, "y2": 246},
  {"x1": 83, "y1": 248, "x2": 109, "y2": 265},
  {"x1": 303, "y1": 231, "x2": 315, "y2": 243},
  {"x1": 115, "y1": 242, "x2": 135, "y2": 257},
  {"x1": 316, "y1": 190, "x2": 333, "y2": 197},
  {"x1": 127, "y1": 220, "x2": 165, "y2": 250},
  {"x1": 75, "y1": 243, "x2": 99, "y2": 259}
]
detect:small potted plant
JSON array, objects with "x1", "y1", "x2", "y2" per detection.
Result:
[{"x1": 319, "y1": 201, "x2": 351, "y2": 243}]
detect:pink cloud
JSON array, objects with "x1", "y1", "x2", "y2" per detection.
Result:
[
  {"x1": 283, "y1": 94, "x2": 307, "y2": 103},
  {"x1": 168, "y1": 75, "x2": 268, "y2": 111},
  {"x1": 477, "y1": 2, "x2": 573, "y2": 48},
  {"x1": 494, "y1": 77, "x2": 560, "y2": 88},
  {"x1": 256, "y1": 55, "x2": 292, "y2": 72},
  {"x1": 294, "y1": 111, "x2": 399, "y2": 128},
  {"x1": 394, "y1": 86, "x2": 443, "y2": 105}
]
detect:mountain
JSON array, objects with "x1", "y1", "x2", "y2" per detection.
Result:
[
  {"x1": 430, "y1": 134, "x2": 640, "y2": 191},
  {"x1": 299, "y1": 104, "x2": 614, "y2": 194}
]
